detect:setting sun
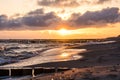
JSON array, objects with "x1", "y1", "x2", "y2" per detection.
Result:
[
  {"x1": 58, "y1": 28, "x2": 70, "y2": 36},
  {"x1": 60, "y1": 52, "x2": 69, "y2": 57}
]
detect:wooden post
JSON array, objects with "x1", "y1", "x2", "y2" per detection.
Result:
[
  {"x1": 55, "y1": 67, "x2": 58, "y2": 73},
  {"x1": 32, "y1": 68, "x2": 35, "y2": 77},
  {"x1": 9, "y1": 68, "x2": 11, "y2": 77}
]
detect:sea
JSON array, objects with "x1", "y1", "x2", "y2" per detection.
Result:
[{"x1": 0, "y1": 39, "x2": 115, "y2": 67}]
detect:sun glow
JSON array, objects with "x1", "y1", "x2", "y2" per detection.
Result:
[
  {"x1": 60, "y1": 52, "x2": 69, "y2": 57},
  {"x1": 58, "y1": 28, "x2": 70, "y2": 36}
]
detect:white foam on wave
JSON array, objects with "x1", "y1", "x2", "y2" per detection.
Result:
[
  {"x1": 1, "y1": 48, "x2": 86, "y2": 67},
  {"x1": 86, "y1": 41, "x2": 116, "y2": 45}
]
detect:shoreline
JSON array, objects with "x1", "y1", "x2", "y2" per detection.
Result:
[
  {"x1": 27, "y1": 41, "x2": 120, "y2": 68},
  {"x1": 0, "y1": 40, "x2": 120, "y2": 80}
]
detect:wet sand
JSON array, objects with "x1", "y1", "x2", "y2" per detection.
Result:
[
  {"x1": 23, "y1": 41, "x2": 120, "y2": 80},
  {"x1": 28, "y1": 41, "x2": 120, "y2": 68}
]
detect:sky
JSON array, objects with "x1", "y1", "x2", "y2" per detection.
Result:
[{"x1": 0, "y1": 0, "x2": 120, "y2": 39}]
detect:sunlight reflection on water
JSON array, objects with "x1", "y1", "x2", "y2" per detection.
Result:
[{"x1": 2, "y1": 48, "x2": 86, "y2": 67}]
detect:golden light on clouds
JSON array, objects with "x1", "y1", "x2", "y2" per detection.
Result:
[
  {"x1": 0, "y1": 26, "x2": 119, "y2": 39},
  {"x1": 0, "y1": 0, "x2": 120, "y2": 39}
]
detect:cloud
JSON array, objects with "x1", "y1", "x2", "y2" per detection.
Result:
[
  {"x1": 68, "y1": 7, "x2": 120, "y2": 28},
  {"x1": 0, "y1": 15, "x2": 7, "y2": 28},
  {"x1": 37, "y1": 0, "x2": 80, "y2": 7},
  {"x1": 22, "y1": 9, "x2": 61, "y2": 27},
  {"x1": 0, "y1": 7, "x2": 120, "y2": 30},
  {"x1": 27, "y1": 9, "x2": 44, "y2": 15},
  {"x1": 37, "y1": 0, "x2": 112, "y2": 8},
  {"x1": 97, "y1": 0, "x2": 111, "y2": 4},
  {"x1": 0, "y1": 9, "x2": 61, "y2": 30},
  {"x1": 0, "y1": 15, "x2": 21, "y2": 30}
]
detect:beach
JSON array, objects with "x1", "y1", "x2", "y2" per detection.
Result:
[
  {"x1": 28, "y1": 41, "x2": 120, "y2": 68},
  {"x1": 0, "y1": 40, "x2": 120, "y2": 80},
  {"x1": 23, "y1": 40, "x2": 120, "y2": 80}
]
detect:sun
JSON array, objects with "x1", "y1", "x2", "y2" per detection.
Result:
[
  {"x1": 60, "y1": 52, "x2": 69, "y2": 57},
  {"x1": 58, "y1": 28, "x2": 70, "y2": 35}
]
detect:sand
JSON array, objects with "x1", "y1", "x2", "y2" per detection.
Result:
[
  {"x1": 28, "y1": 41, "x2": 120, "y2": 68},
  {"x1": 22, "y1": 41, "x2": 120, "y2": 80},
  {"x1": 1, "y1": 40, "x2": 120, "y2": 80},
  {"x1": 24, "y1": 65, "x2": 120, "y2": 80}
]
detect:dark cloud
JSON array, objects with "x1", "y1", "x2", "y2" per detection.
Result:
[
  {"x1": 27, "y1": 9, "x2": 44, "y2": 15},
  {"x1": 0, "y1": 15, "x2": 23, "y2": 30},
  {"x1": 37, "y1": 0, "x2": 79, "y2": 7},
  {"x1": 0, "y1": 9, "x2": 61, "y2": 30},
  {"x1": 0, "y1": 7, "x2": 120, "y2": 30},
  {"x1": 37, "y1": 0, "x2": 112, "y2": 7},
  {"x1": 68, "y1": 7, "x2": 120, "y2": 28},
  {"x1": 0, "y1": 15, "x2": 7, "y2": 27},
  {"x1": 7, "y1": 19, "x2": 22, "y2": 27},
  {"x1": 97, "y1": 0, "x2": 111, "y2": 4},
  {"x1": 22, "y1": 12, "x2": 61, "y2": 27}
]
